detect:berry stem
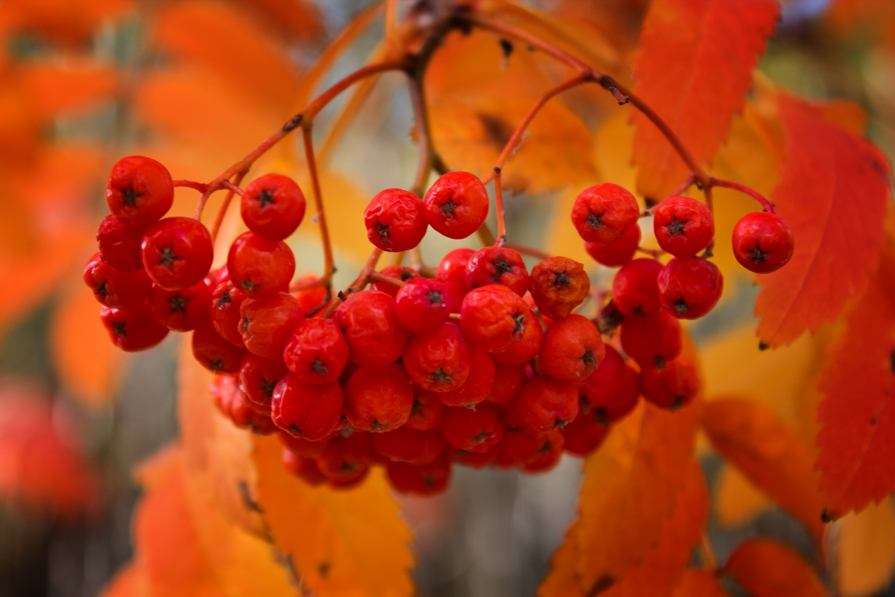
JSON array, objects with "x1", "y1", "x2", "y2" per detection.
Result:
[
  {"x1": 702, "y1": 185, "x2": 715, "y2": 258},
  {"x1": 636, "y1": 246, "x2": 663, "y2": 259},
  {"x1": 320, "y1": 248, "x2": 384, "y2": 319},
  {"x1": 368, "y1": 272, "x2": 406, "y2": 287},
  {"x1": 408, "y1": 73, "x2": 435, "y2": 198},
  {"x1": 503, "y1": 242, "x2": 552, "y2": 261},
  {"x1": 493, "y1": 167, "x2": 506, "y2": 245},
  {"x1": 699, "y1": 530, "x2": 718, "y2": 571},
  {"x1": 668, "y1": 173, "x2": 696, "y2": 199},
  {"x1": 173, "y1": 180, "x2": 208, "y2": 193},
  {"x1": 221, "y1": 180, "x2": 244, "y2": 196},
  {"x1": 210, "y1": 171, "x2": 245, "y2": 243},
  {"x1": 302, "y1": 127, "x2": 336, "y2": 288},
  {"x1": 708, "y1": 177, "x2": 775, "y2": 213}
]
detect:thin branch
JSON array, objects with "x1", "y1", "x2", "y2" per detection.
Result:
[
  {"x1": 210, "y1": 171, "x2": 246, "y2": 243},
  {"x1": 493, "y1": 167, "x2": 506, "y2": 244},
  {"x1": 302, "y1": 127, "x2": 336, "y2": 287},
  {"x1": 708, "y1": 177, "x2": 776, "y2": 213}
]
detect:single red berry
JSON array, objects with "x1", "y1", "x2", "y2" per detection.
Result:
[
  {"x1": 486, "y1": 364, "x2": 527, "y2": 404},
  {"x1": 619, "y1": 310, "x2": 682, "y2": 368},
  {"x1": 191, "y1": 319, "x2": 247, "y2": 373},
  {"x1": 521, "y1": 430, "x2": 565, "y2": 474},
  {"x1": 449, "y1": 445, "x2": 499, "y2": 469},
  {"x1": 210, "y1": 280, "x2": 248, "y2": 347},
  {"x1": 141, "y1": 217, "x2": 214, "y2": 291},
  {"x1": 315, "y1": 432, "x2": 372, "y2": 485},
  {"x1": 516, "y1": 376, "x2": 578, "y2": 431},
  {"x1": 148, "y1": 279, "x2": 211, "y2": 332},
  {"x1": 239, "y1": 353, "x2": 288, "y2": 407},
  {"x1": 283, "y1": 318, "x2": 349, "y2": 385},
  {"x1": 100, "y1": 302, "x2": 169, "y2": 352},
  {"x1": 96, "y1": 214, "x2": 144, "y2": 272},
  {"x1": 241, "y1": 173, "x2": 306, "y2": 240},
  {"x1": 459, "y1": 284, "x2": 529, "y2": 353},
  {"x1": 395, "y1": 278, "x2": 450, "y2": 334},
  {"x1": 239, "y1": 292, "x2": 304, "y2": 359},
  {"x1": 571, "y1": 183, "x2": 640, "y2": 244},
  {"x1": 405, "y1": 388, "x2": 446, "y2": 431},
  {"x1": 386, "y1": 456, "x2": 451, "y2": 496},
  {"x1": 106, "y1": 156, "x2": 173, "y2": 229},
  {"x1": 653, "y1": 196, "x2": 714, "y2": 258},
  {"x1": 402, "y1": 322, "x2": 474, "y2": 392},
  {"x1": 539, "y1": 314, "x2": 605, "y2": 383},
  {"x1": 271, "y1": 374, "x2": 343, "y2": 440},
  {"x1": 372, "y1": 427, "x2": 446, "y2": 466},
  {"x1": 343, "y1": 365, "x2": 414, "y2": 432},
  {"x1": 441, "y1": 403, "x2": 504, "y2": 453},
  {"x1": 282, "y1": 449, "x2": 327, "y2": 486},
  {"x1": 84, "y1": 253, "x2": 152, "y2": 309},
  {"x1": 585, "y1": 223, "x2": 641, "y2": 267},
  {"x1": 577, "y1": 345, "x2": 629, "y2": 413},
  {"x1": 496, "y1": 396, "x2": 538, "y2": 435},
  {"x1": 492, "y1": 306, "x2": 543, "y2": 367},
  {"x1": 371, "y1": 265, "x2": 420, "y2": 298},
  {"x1": 363, "y1": 188, "x2": 428, "y2": 252},
  {"x1": 640, "y1": 357, "x2": 699, "y2": 410},
  {"x1": 227, "y1": 231, "x2": 295, "y2": 298},
  {"x1": 438, "y1": 347, "x2": 496, "y2": 407},
  {"x1": 657, "y1": 256, "x2": 724, "y2": 319},
  {"x1": 732, "y1": 211, "x2": 795, "y2": 273},
  {"x1": 612, "y1": 258, "x2": 664, "y2": 317},
  {"x1": 601, "y1": 365, "x2": 640, "y2": 423},
  {"x1": 292, "y1": 274, "x2": 329, "y2": 315},
  {"x1": 436, "y1": 247, "x2": 475, "y2": 289},
  {"x1": 465, "y1": 246, "x2": 529, "y2": 296},
  {"x1": 228, "y1": 390, "x2": 278, "y2": 435},
  {"x1": 528, "y1": 257, "x2": 590, "y2": 320},
  {"x1": 278, "y1": 429, "x2": 328, "y2": 458},
  {"x1": 333, "y1": 290, "x2": 408, "y2": 366},
  {"x1": 563, "y1": 414, "x2": 609, "y2": 457},
  {"x1": 423, "y1": 171, "x2": 489, "y2": 239}
]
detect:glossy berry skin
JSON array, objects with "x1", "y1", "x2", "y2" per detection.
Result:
[
  {"x1": 441, "y1": 403, "x2": 504, "y2": 453},
  {"x1": 238, "y1": 353, "x2": 288, "y2": 407},
  {"x1": 372, "y1": 427, "x2": 446, "y2": 466},
  {"x1": 386, "y1": 457, "x2": 451, "y2": 496},
  {"x1": 539, "y1": 314, "x2": 605, "y2": 383},
  {"x1": 241, "y1": 173, "x2": 306, "y2": 240},
  {"x1": 191, "y1": 319, "x2": 247, "y2": 374},
  {"x1": 653, "y1": 196, "x2": 714, "y2": 258},
  {"x1": 563, "y1": 414, "x2": 609, "y2": 457},
  {"x1": 210, "y1": 280, "x2": 248, "y2": 347},
  {"x1": 486, "y1": 364, "x2": 527, "y2": 404},
  {"x1": 363, "y1": 188, "x2": 427, "y2": 252},
  {"x1": 227, "y1": 232, "x2": 295, "y2": 298},
  {"x1": 585, "y1": 223, "x2": 641, "y2": 267},
  {"x1": 283, "y1": 318, "x2": 349, "y2": 384},
  {"x1": 343, "y1": 365, "x2": 414, "y2": 432},
  {"x1": 405, "y1": 388, "x2": 445, "y2": 431},
  {"x1": 316, "y1": 432, "x2": 373, "y2": 485},
  {"x1": 641, "y1": 358, "x2": 699, "y2": 411},
  {"x1": 612, "y1": 258, "x2": 664, "y2": 317},
  {"x1": 271, "y1": 374, "x2": 343, "y2": 441},
  {"x1": 84, "y1": 253, "x2": 152, "y2": 309},
  {"x1": 141, "y1": 217, "x2": 214, "y2": 291},
  {"x1": 436, "y1": 247, "x2": 475, "y2": 289},
  {"x1": 571, "y1": 183, "x2": 640, "y2": 244},
  {"x1": 106, "y1": 156, "x2": 174, "y2": 229},
  {"x1": 438, "y1": 348, "x2": 495, "y2": 407},
  {"x1": 657, "y1": 257, "x2": 724, "y2": 320},
  {"x1": 620, "y1": 310, "x2": 682, "y2": 368},
  {"x1": 528, "y1": 257, "x2": 590, "y2": 320},
  {"x1": 403, "y1": 322, "x2": 474, "y2": 392},
  {"x1": 492, "y1": 306, "x2": 543, "y2": 367},
  {"x1": 465, "y1": 247, "x2": 529, "y2": 296},
  {"x1": 148, "y1": 279, "x2": 211, "y2": 332},
  {"x1": 460, "y1": 284, "x2": 528, "y2": 353},
  {"x1": 732, "y1": 212, "x2": 794, "y2": 273},
  {"x1": 96, "y1": 214, "x2": 144, "y2": 271},
  {"x1": 395, "y1": 278, "x2": 450, "y2": 334},
  {"x1": 423, "y1": 171, "x2": 490, "y2": 239},
  {"x1": 239, "y1": 292, "x2": 304, "y2": 359},
  {"x1": 516, "y1": 376, "x2": 578, "y2": 431},
  {"x1": 334, "y1": 290, "x2": 408, "y2": 366},
  {"x1": 100, "y1": 302, "x2": 169, "y2": 352}
]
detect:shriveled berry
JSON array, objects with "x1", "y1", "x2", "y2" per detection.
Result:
[
  {"x1": 210, "y1": 280, "x2": 248, "y2": 347},
  {"x1": 423, "y1": 171, "x2": 489, "y2": 239},
  {"x1": 148, "y1": 280, "x2": 211, "y2": 332},
  {"x1": 363, "y1": 188, "x2": 427, "y2": 252},
  {"x1": 585, "y1": 223, "x2": 641, "y2": 267},
  {"x1": 571, "y1": 183, "x2": 640, "y2": 244},
  {"x1": 657, "y1": 257, "x2": 723, "y2": 320},
  {"x1": 334, "y1": 290, "x2": 408, "y2": 366},
  {"x1": 386, "y1": 456, "x2": 451, "y2": 496},
  {"x1": 465, "y1": 246, "x2": 529, "y2": 296},
  {"x1": 441, "y1": 403, "x2": 504, "y2": 453},
  {"x1": 528, "y1": 257, "x2": 590, "y2": 320},
  {"x1": 653, "y1": 196, "x2": 714, "y2": 258},
  {"x1": 84, "y1": 253, "x2": 152, "y2": 309},
  {"x1": 641, "y1": 357, "x2": 699, "y2": 410},
  {"x1": 539, "y1": 314, "x2": 605, "y2": 382},
  {"x1": 106, "y1": 156, "x2": 173, "y2": 229},
  {"x1": 141, "y1": 217, "x2": 214, "y2": 291},
  {"x1": 371, "y1": 265, "x2": 420, "y2": 298},
  {"x1": 239, "y1": 353, "x2": 288, "y2": 407},
  {"x1": 620, "y1": 310, "x2": 681, "y2": 368},
  {"x1": 191, "y1": 319, "x2": 247, "y2": 373},
  {"x1": 732, "y1": 211, "x2": 794, "y2": 273},
  {"x1": 436, "y1": 247, "x2": 475, "y2": 289},
  {"x1": 100, "y1": 302, "x2": 169, "y2": 352},
  {"x1": 438, "y1": 347, "x2": 495, "y2": 407},
  {"x1": 239, "y1": 292, "x2": 304, "y2": 359},
  {"x1": 395, "y1": 278, "x2": 450, "y2": 334},
  {"x1": 516, "y1": 376, "x2": 578, "y2": 431},
  {"x1": 96, "y1": 214, "x2": 144, "y2": 271},
  {"x1": 271, "y1": 374, "x2": 343, "y2": 441},
  {"x1": 227, "y1": 231, "x2": 295, "y2": 298},
  {"x1": 403, "y1": 322, "x2": 474, "y2": 392},
  {"x1": 460, "y1": 284, "x2": 528, "y2": 353},
  {"x1": 241, "y1": 173, "x2": 306, "y2": 240},
  {"x1": 283, "y1": 318, "x2": 349, "y2": 384},
  {"x1": 343, "y1": 365, "x2": 414, "y2": 432},
  {"x1": 405, "y1": 388, "x2": 446, "y2": 431},
  {"x1": 612, "y1": 258, "x2": 664, "y2": 317}
]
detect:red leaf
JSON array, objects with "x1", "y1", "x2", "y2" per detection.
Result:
[
  {"x1": 755, "y1": 93, "x2": 892, "y2": 347},
  {"x1": 631, "y1": 0, "x2": 779, "y2": 199},
  {"x1": 816, "y1": 246, "x2": 895, "y2": 517},
  {"x1": 724, "y1": 538, "x2": 828, "y2": 597}
]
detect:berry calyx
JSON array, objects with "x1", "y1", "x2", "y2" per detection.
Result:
[
  {"x1": 619, "y1": 310, "x2": 682, "y2": 368},
  {"x1": 271, "y1": 374, "x2": 343, "y2": 441},
  {"x1": 423, "y1": 171, "x2": 490, "y2": 239},
  {"x1": 612, "y1": 258, "x2": 664, "y2": 317},
  {"x1": 100, "y1": 302, "x2": 169, "y2": 352},
  {"x1": 731, "y1": 211, "x2": 795, "y2": 273},
  {"x1": 394, "y1": 278, "x2": 450, "y2": 334},
  {"x1": 148, "y1": 279, "x2": 212, "y2": 332},
  {"x1": 402, "y1": 322, "x2": 474, "y2": 392},
  {"x1": 84, "y1": 253, "x2": 152, "y2": 309},
  {"x1": 241, "y1": 173, "x2": 306, "y2": 240},
  {"x1": 516, "y1": 376, "x2": 578, "y2": 431},
  {"x1": 239, "y1": 292, "x2": 304, "y2": 359},
  {"x1": 333, "y1": 290, "x2": 408, "y2": 366},
  {"x1": 441, "y1": 403, "x2": 504, "y2": 453},
  {"x1": 538, "y1": 314, "x2": 605, "y2": 382},
  {"x1": 283, "y1": 318, "x2": 350, "y2": 384}
]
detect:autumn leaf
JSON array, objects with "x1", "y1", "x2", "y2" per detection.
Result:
[
  {"x1": 815, "y1": 246, "x2": 895, "y2": 518},
  {"x1": 631, "y1": 0, "x2": 779, "y2": 200},
  {"x1": 2, "y1": 0, "x2": 131, "y2": 45},
  {"x1": 99, "y1": 564, "x2": 150, "y2": 597},
  {"x1": 714, "y1": 464, "x2": 771, "y2": 528},
  {"x1": 21, "y1": 59, "x2": 118, "y2": 119},
  {"x1": 755, "y1": 92, "x2": 891, "y2": 347},
  {"x1": 724, "y1": 538, "x2": 828, "y2": 597},
  {"x1": 838, "y1": 499, "x2": 895, "y2": 597},
  {"x1": 671, "y1": 570, "x2": 729, "y2": 597},
  {"x1": 702, "y1": 398, "x2": 825, "y2": 544},
  {"x1": 253, "y1": 434, "x2": 415, "y2": 597}
]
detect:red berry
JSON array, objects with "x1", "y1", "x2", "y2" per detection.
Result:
[
  {"x1": 601, "y1": 366, "x2": 640, "y2": 423},
  {"x1": 438, "y1": 347, "x2": 496, "y2": 408},
  {"x1": 372, "y1": 427, "x2": 446, "y2": 465},
  {"x1": 227, "y1": 390, "x2": 278, "y2": 435},
  {"x1": 423, "y1": 171, "x2": 489, "y2": 239},
  {"x1": 105, "y1": 156, "x2": 173, "y2": 229},
  {"x1": 612, "y1": 258, "x2": 664, "y2": 317},
  {"x1": 449, "y1": 445, "x2": 498, "y2": 469},
  {"x1": 653, "y1": 196, "x2": 714, "y2": 258},
  {"x1": 282, "y1": 449, "x2": 327, "y2": 486},
  {"x1": 405, "y1": 388, "x2": 446, "y2": 431},
  {"x1": 210, "y1": 280, "x2": 248, "y2": 347},
  {"x1": 238, "y1": 353, "x2": 288, "y2": 407},
  {"x1": 459, "y1": 284, "x2": 528, "y2": 353},
  {"x1": 343, "y1": 365, "x2": 414, "y2": 432},
  {"x1": 619, "y1": 310, "x2": 682, "y2": 368},
  {"x1": 520, "y1": 430, "x2": 565, "y2": 474},
  {"x1": 241, "y1": 173, "x2": 306, "y2": 240},
  {"x1": 657, "y1": 257, "x2": 724, "y2": 319},
  {"x1": 96, "y1": 214, "x2": 144, "y2": 272},
  {"x1": 292, "y1": 274, "x2": 329, "y2": 315},
  {"x1": 436, "y1": 247, "x2": 475, "y2": 289},
  {"x1": 492, "y1": 306, "x2": 543, "y2": 367},
  {"x1": 227, "y1": 232, "x2": 295, "y2": 298},
  {"x1": 571, "y1": 183, "x2": 640, "y2": 244},
  {"x1": 141, "y1": 217, "x2": 214, "y2": 291},
  {"x1": 316, "y1": 432, "x2": 372, "y2": 485},
  {"x1": 732, "y1": 211, "x2": 794, "y2": 273},
  {"x1": 334, "y1": 290, "x2": 408, "y2": 366},
  {"x1": 585, "y1": 223, "x2": 641, "y2": 267},
  {"x1": 539, "y1": 314, "x2": 605, "y2": 383},
  {"x1": 577, "y1": 345, "x2": 629, "y2": 413},
  {"x1": 528, "y1": 257, "x2": 590, "y2": 321},
  {"x1": 640, "y1": 357, "x2": 699, "y2": 411},
  {"x1": 403, "y1": 322, "x2": 474, "y2": 392},
  {"x1": 271, "y1": 374, "x2": 343, "y2": 440},
  {"x1": 395, "y1": 278, "x2": 450, "y2": 334},
  {"x1": 516, "y1": 376, "x2": 578, "y2": 431},
  {"x1": 100, "y1": 302, "x2": 169, "y2": 352},
  {"x1": 486, "y1": 364, "x2": 527, "y2": 404},
  {"x1": 84, "y1": 253, "x2": 152, "y2": 309},
  {"x1": 278, "y1": 429, "x2": 328, "y2": 458},
  {"x1": 371, "y1": 265, "x2": 420, "y2": 298},
  {"x1": 363, "y1": 188, "x2": 428, "y2": 252},
  {"x1": 563, "y1": 414, "x2": 609, "y2": 457},
  {"x1": 441, "y1": 403, "x2": 504, "y2": 453},
  {"x1": 148, "y1": 279, "x2": 211, "y2": 332},
  {"x1": 465, "y1": 246, "x2": 529, "y2": 296},
  {"x1": 283, "y1": 318, "x2": 349, "y2": 384},
  {"x1": 239, "y1": 292, "x2": 304, "y2": 359},
  {"x1": 386, "y1": 456, "x2": 451, "y2": 495},
  {"x1": 191, "y1": 319, "x2": 247, "y2": 373}
]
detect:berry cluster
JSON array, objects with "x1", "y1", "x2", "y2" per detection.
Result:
[{"x1": 87, "y1": 156, "x2": 794, "y2": 497}]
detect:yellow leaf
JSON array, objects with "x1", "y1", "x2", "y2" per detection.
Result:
[
  {"x1": 838, "y1": 500, "x2": 895, "y2": 597},
  {"x1": 714, "y1": 464, "x2": 772, "y2": 528}
]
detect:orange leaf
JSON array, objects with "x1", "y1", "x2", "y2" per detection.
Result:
[
  {"x1": 99, "y1": 564, "x2": 150, "y2": 597},
  {"x1": 702, "y1": 398, "x2": 825, "y2": 543},
  {"x1": 724, "y1": 538, "x2": 828, "y2": 597},
  {"x1": 3, "y1": 0, "x2": 131, "y2": 45},
  {"x1": 714, "y1": 464, "x2": 771, "y2": 528},
  {"x1": 755, "y1": 93, "x2": 891, "y2": 347},
  {"x1": 671, "y1": 570, "x2": 729, "y2": 597},
  {"x1": 539, "y1": 524, "x2": 585, "y2": 597},
  {"x1": 230, "y1": 0, "x2": 325, "y2": 44},
  {"x1": 838, "y1": 500, "x2": 895, "y2": 597},
  {"x1": 631, "y1": 0, "x2": 779, "y2": 199},
  {"x1": 253, "y1": 434, "x2": 415, "y2": 597},
  {"x1": 574, "y1": 399, "x2": 701, "y2": 594},
  {"x1": 21, "y1": 60, "x2": 117, "y2": 119},
  {"x1": 816, "y1": 248, "x2": 895, "y2": 517}
]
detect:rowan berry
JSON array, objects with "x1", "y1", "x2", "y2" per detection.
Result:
[
  {"x1": 465, "y1": 246, "x2": 529, "y2": 296},
  {"x1": 140, "y1": 217, "x2": 214, "y2": 291},
  {"x1": 486, "y1": 363, "x2": 527, "y2": 404},
  {"x1": 210, "y1": 374, "x2": 240, "y2": 414},
  {"x1": 96, "y1": 214, "x2": 144, "y2": 272},
  {"x1": 100, "y1": 302, "x2": 169, "y2": 352},
  {"x1": 529, "y1": 257, "x2": 590, "y2": 320},
  {"x1": 282, "y1": 449, "x2": 327, "y2": 486},
  {"x1": 600, "y1": 366, "x2": 640, "y2": 423},
  {"x1": 619, "y1": 310, "x2": 682, "y2": 368},
  {"x1": 441, "y1": 403, "x2": 504, "y2": 453},
  {"x1": 239, "y1": 353, "x2": 288, "y2": 407},
  {"x1": 732, "y1": 211, "x2": 794, "y2": 273},
  {"x1": 210, "y1": 280, "x2": 248, "y2": 346},
  {"x1": 438, "y1": 347, "x2": 495, "y2": 407},
  {"x1": 585, "y1": 223, "x2": 641, "y2": 267},
  {"x1": 395, "y1": 278, "x2": 450, "y2": 334},
  {"x1": 423, "y1": 171, "x2": 490, "y2": 239},
  {"x1": 539, "y1": 314, "x2": 605, "y2": 382},
  {"x1": 191, "y1": 319, "x2": 247, "y2": 374},
  {"x1": 228, "y1": 390, "x2": 278, "y2": 435},
  {"x1": 278, "y1": 429, "x2": 328, "y2": 458},
  {"x1": 241, "y1": 173, "x2": 306, "y2": 240},
  {"x1": 436, "y1": 247, "x2": 475, "y2": 289},
  {"x1": 516, "y1": 375, "x2": 578, "y2": 431},
  {"x1": 363, "y1": 188, "x2": 428, "y2": 252},
  {"x1": 403, "y1": 322, "x2": 474, "y2": 392},
  {"x1": 440, "y1": 281, "x2": 465, "y2": 315},
  {"x1": 449, "y1": 445, "x2": 498, "y2": 469},
  {"x1": 148, "y1": 279, "x2": 211, "y2": 332},
  {"x1": 105, "y1": 156, "x2": 173, "y2": 229},
  {"x1": 372, "y1": 265, "x2": 421, "y2": 298},
  {"x1": 343, "y1": 365, "x2": 414, "y2": 432},
  {"x1": 657, "y1": 256, "x2": 723, "y2": 319},
  {"x1": 577, "y1": 345, "x2": 628, "y2": 413},
  {"x1": 227, "y1": 232, "x2": 295, "y2": 298},
  {"x1": 271, "y1": 374, "x2": 343, "y2": 440},
  {"x1": 640, "y1": 357, "x2": 699, "y2": 410},
  {"x1": 315, "y1": 432, "x2": 372, "y2": 486},
  {"x1": 612, "y1": 258, "x2": 664, "y2": 317},
  {"x1": 520, "y1": 430, "x2": 564, "y2": 474},
  {"x1": 282, "y1": 318, "x2": 349, "y2": 384},
  {"x1": 405, "y1": 388, "x2": 446, "y2": 431},
  {"x1": 386, "y1": 456, "x2": 451, "y2": 495},
  {"x1": 460, "y1": 284, "x2": 528, "y2": 353},
  {"x1": 333, "y1": 290, "x2": 408, "y2": 366},
  {"x1": 292, "y1": 274, "x2": 329, "y2": 314},
  {"x1": 492, "y1": 306, "x2": 543, "y2": 367},
  {"x1": 84, "y1": 253, "x2": 152, "y2": 309},
  {"x1": 496, "y1": 396, "x2": 538, "y2": 434},
  {"x1": 653, "y1": 196, "x2": 714, "y2": 257},
  {"x1": 239, "y1": 292, "x2": 304, "y2": 359},
  {"x1": 495, "y1": 430, "x2": 542, "y2": 468},
  {"x1": 571, "y1": 183, "x2": 640, "y2": 244},
  {"x1": 372, "y1": 427, "x2": 446, "y2": 466},
  {"x1": 562, "y1": 414, "x2": 609, "y2": 457}
]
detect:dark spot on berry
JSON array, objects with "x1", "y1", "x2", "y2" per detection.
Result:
[
  {"x1": 241, "y1": 279, "x2": 258, "y2": 292},
  {"x1": 167, "y1": 294, "x2": 188, "y2": 313},
  {"x1": 473, "y1": 430, "x2": 489, "y2": 444},
  {"x1": 665, "y1": 216, "x2": 686, "y2": 236},
  {"x1": 311, "y1": 359, "x2": 328, "y2": 377},
  {"x1": 587, "y1": 211, "x2": 605, "y2": 229},
  {"x1": 553, "y1": 270, "x2": 571, "y2": 287},
  {"x1": 217, "y1": 291, "x2": 232, "y2": 308},
  {"x1": 581, "y1": 350, "x2": 598, "y2": 368},
  {"x1": 289, "y1": 424, "x2": 303, "y2": 436},
  {"x1": 431, "y1": 368, "x2": 453, "y2": 385},
  {"x1": 748, "y1": 244, "x2": 769, "y2": 263},
  {"x1": 112, "y1": 321, "x2": 127, "y2": 338},
  {"x1": 673, "y1": 298, "x2": 689, "y2": 316},
  {"x1": 821, "y1": 508, "x2": 835, "y2": 523},
  {"x1": 424, "y1": 473, "x2": 436, "y2": 487},
  {"x1": 260, "y1": 379, "x2": 277, "y2": 401},
  {"x1": 552, "y1": 418, "x2": 568, "y2": 430},
  {"x1": 593, "y1": 409, "x2": 609, "y2": 426},
  {"x1": 672, "y1": 396, "x2": 684, "y2": 411},
  {"x1": 122, "y1": 186, "x2": 140, "y2": 207},
  {"x1": 871, "y1": 417, "x2": 877, "y2": 426},
  {"x1": 499, "y1": 38, "x2": 513, "y2": 59},
  {"x1": 399, "y1": 268, "x2": 415, "y2": 281},
  {"x1": 241, "y1": 317, "x2": 250, "y2": 333},
  {"x1": 589, "y1": 576, "x2": 615, "y2": 595},
  {"x1": 537, "y1": 440, "x2": 552, "y2": 454},
  {"x1": 632, "y1": 305, "x2": 647, "y2": 317},
  {"x1": 491, "y1": 255, "x2": 514, "y2": 280},
  {"x1": 426, "y1": 290, "x2": 443, "y2": 305},
  {"x1": 256, "y1": 189, "x2": 276, "y2": 208},
  {"x1": 410, "y1": 399, "x2": 422, "y2": 417},
  {"x1": 371, "y1": 420, "x2": 386, "y2": 432},
  {"x1": 318, "y1": 562, "x2": 330, "y2": 579},
  {"x1": 339, "y1": 461, "x2": 356, "y2": 472},
  {"x1": 890, "y1": 350, "x2": 895, "y2": 372},
  {"x1": 208, "y1": 359, "x2": 224, "y2": 373},
  {"x1": 759, "y1": 342, "x2": 770, "y2": 351},
  {"x1": 654, "y1": 356, "x2": 666, "y2": 370},
  {"x1": 375, "y1": 221, "x2": 391, "y2": 245},
  {"x1": 440, "y1": 199, "x2": 459, "y2": 219},
  {"x1": 94, "y1": 281, "x2": 108, "y2": 300},
  {"x1": 159, "y1": 246, "x2": 179, "y2": 269},
  {"x1": 579, "y1": 396, "x2": 591, "y2": 415},
  {"x1": 513, "y1": 312, "x2": 526, "y2": 336}
]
